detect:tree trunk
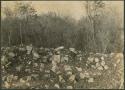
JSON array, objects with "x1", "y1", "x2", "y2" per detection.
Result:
[{"x1": 20, "y1": 22, "x2": 23, "y2": 45}]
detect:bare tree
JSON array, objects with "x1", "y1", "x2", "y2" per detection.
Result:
[
  {"x1": 3, "y1": 7, "x2": 14, "y2": 46},
  {"x1": 85, "y1": 1, "x2": 105, "y2": 52},
  {"x1": 14, "y1": 2, "x2": 37, "y2": 45}
]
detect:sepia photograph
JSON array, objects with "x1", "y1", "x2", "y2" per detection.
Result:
[{"x1": 1, "y1": 1, "x2": 124, "y2": 89}]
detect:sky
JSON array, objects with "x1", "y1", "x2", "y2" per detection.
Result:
[{"x1": 1, "y1": 1, "x2": 124, "y2": 21}]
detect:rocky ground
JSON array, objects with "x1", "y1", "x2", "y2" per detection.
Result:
[{"x1": 1, "y1": 45, "x2": 124, "y2": 89}]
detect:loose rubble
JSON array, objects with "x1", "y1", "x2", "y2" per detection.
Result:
[{"x1": 1, "y1": 45, "x2": 124, "y2": 89}]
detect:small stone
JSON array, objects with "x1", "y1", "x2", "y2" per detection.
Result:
[
  {"x1": 101, "y1": 60, "x2": 105, "y2": 66},
  {"x1": 20, "y1": 78, "x2": 26, "y2": 83},
  {"x1": 26, "y1": 82, "x2": 30, "y2": 86},
  {"x1": 59, "y1": 75, "x2": 63, "y2": 82},
  {"x1": 91, "y1": 65, "x2": 96, "y2": 69},
  {"x1": 42, "y1": 56, "x2": 48, "y2": 63},
  {"x1": 110, "y1": 53, "x2": 115, "y2": 56},
  {"x1": 7, "y1": 75, "x2": 14, "y2": 82},
  {"x1": 64, "y1": 65, "x2": 72, "y2": 71},
  {"x1": 54, "y1": 84, "x2": 60, "y2": 88},
  {"x1": 44, "y1": 74, "x2": 50, "y2": 78},
  {"x1": 52, "y1": 60, "x2": 57, "y2": 66},
  {"x1": 56, "y1": 71, "x2": 61, "y2": 75},
  {"x1": 67, "y1": 71, "x2": 72, "y2": 76},
  {"x1": 64, "y1": 56, "x2": 69, "y2": 62},
  {"x1": 97, "y1": 72, "x2": 102, "y2": 75},
  {"x1": 101, "y1": 56, "x2": 104, "y2": 60},
  {"x1": 53, "y1": 55, "x2": 61, "y2": 63},
  {"x1": 67, "y1": 86, "x2": 73, "y2": 89},
  {"x1": 2, "y1": 76, "x2": 6, "y2": 81},
  {"x1": 104, "y1": 65, "x2": 109, "y2": 70},
  {"x1": 19, "y1": 47, "x2": 26, "y2": 51},
  {"x1": 116, "y1": 59, "x2": 121, "y2": 64},
  {"x1": 26, "y1": 45, "x2": 33, "y2": 54},
  {"x1": 33, "y1": 63, "x2": 38, "y2": 67},
  {"x1": 40, "y1": 63, "x2": 44, "y2": 68},
  {"x1": 96, "y1": 63, "x2": 100, "y2": 67},
  {"x1": 86, "y1": 63, "x2": 88, "y2": 66},
  {"x1": 88, "y1": 57, "x2": 94, "y2": 62},
  {"x1": 33, "y1": 52, "x2": 40, "y2": 59},
  {"x1": 4, "y1": 82, "x2": 10, "y2": 88},
  {"x1": 45, "y1": 70, "x2": 50, "y2": 73},
  {"x1": 61, "y1": 79, "x2": 66, "y2": 83},
  {"x1": 50, "y1": 80, "x2": 54, "y2": 83},
  {"x1": 84, "y1": 72, "x2": 90, "y2": 78},
  {"x1": 31, "y1": 74, "x2": 39, "y2": 78},
  {"x1": 28, "y1": 61, "x2": 31, "y2": 65},
  {"x1": 69, "y1": 48, "x2": 75, "y2": 52},
  {"x1": 80, "y1": 73, "x2": 85, "y2": 79},
  {"x1": 26, "y1": 76, "x2": 31, "y2": 81},
  {"x1": 51, "y1": 65, "x2": 57, "y2": 73},
  {"x1": 55, "y1": 46, "x2": 64, "y2": 51},
  {"x1": 8, "y1": 52, "x2": 15, "y2": 58},
  {"x1": 25, "y1": 69, "x2": 30, "y2": 73},
  {"x1": 13, "y1": 76, "x2": 18, "y2": 81},
  {"x1": 16, "y1": 66, "x2": 22, "y2": 72},
  {"x1": 97, "y1": 66, "x2": 103, "y2": 70},
  {"x1": 59, "y1": 75, "x2": 65, "y2": 83},
  {"x1": 114, "y1": 64, "x2": 117, "y2": 67},
  {"x1": 95, "y1": 58, "x2": 99, "y2": 62},
  {"x1": 75, "y1": 67, "x2": 82, "y2": 72},
  {"x1": 69, "y1": 75, "x2": 75, "y2": 82},
  {"x1": 1, "y1": 56, "x2": 8, "y2": 64},
  {"x1": 79, "y1": 57, "x2": 82, "y2": 61},
  {"x1": 45, "y1": 84, "x2": 49, "y2": 88},
  {"x1": 88, "y1": 78, "x2": 94, "y2": 83}
]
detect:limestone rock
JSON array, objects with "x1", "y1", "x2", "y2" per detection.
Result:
[
  {"x1": 67, "y1": 71, "x2": 72, "y2": 76},
  {"x1": 104, "y1": 65, "x2": 109, "y2": 70},
  {"x1": 88, "y1": 57, "x2": 94, "y2": 62},
  {"x1": 101, "y1": 60, "x2": 105, "y2": 66},
  {"x1": 88, "y1": 78, "x2": 94, "y2": 83},
  {"x1": 64, "y1": 65, "x2": 72, "y2": 71},
  {"x1": 75, "y1": 67, "x2": 82, "y2": 72},
  {"x1": 69, "y1": 75, "x2": 75, "y2": 82},
  {"x1": 54, "y1": 84, "x2": 60, "y2": 88},
  {"x1": 80, "y1": 73, "x2": 85, "y2": 79},
  {"x1": 97, "y1": 66, "x2": 103, "y2": 70},
  {"x1": 67, "y1": 86, "x2": 73, "y2": 89},
  {"x1": 95, "y1": 58, "x2": 99, "y2": 62}
]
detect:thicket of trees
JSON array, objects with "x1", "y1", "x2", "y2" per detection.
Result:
[{"x1": 1, "y1": 1, "x2": 124, "y2": 53}]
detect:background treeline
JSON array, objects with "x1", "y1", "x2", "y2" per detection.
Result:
[{"x1": 1, "y1": 2, "x2": 124, "y2": 53}]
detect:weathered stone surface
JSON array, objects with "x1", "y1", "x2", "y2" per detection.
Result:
[
  {"x1": 88, "y1": 57, "x2": 94, "y2": 62},
  {"x1": 101, "y1": 60, "x2": 105, "y2": 66},
  {"x1": 69, "y1": 75, "x2": 75, "y2": 82},
  {"x1": 8, "y1": 52, "x2": 15, "y2": 58},
  {"x1": 53, "y1": 55, "x2": 61, "y2": 64},
  {"x1": 54, "y1": 84, "x2": 60, "y2": 88},
  {"x1": 64, "y1": 65, "x2": 72, "y2": 71},
  {"x1": 67, "y1": 86, "x2": 73, "y2": 89},
  {"x1": 75, "y1": 67, "x2": 82, "y2": 72},
  {"x1": 66, "y1": 71, "x2": 72, "y2": 76},
  {"x1": 95, "y1": 58, "x2": 99, "y2": 62},
  {"x1": 80, "y1": 72, "x2": 85, "y2": 79},
  {"x1": 88, "y1": 78, "x2": 94, "y2": 83},
  {"x1": 33, "y1": 52, "x2": 40, "y2": 59},
  {"x1": 97, "y1": 66, "x2": 103, "y2": 70},
  {"x1": 55, "y1": 46, "x2": 64, "y2": 51},
  {"x1": 104, "y1": 65, "x2": 109, "y2": 70}
]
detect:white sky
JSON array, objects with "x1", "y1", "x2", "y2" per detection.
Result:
[{"x1": 1, "y1": 1, "x2": 124, "y2": 21}]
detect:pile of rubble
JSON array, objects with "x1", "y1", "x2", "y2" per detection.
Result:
[{"x1": 1, "y1": 45, "x2": 124, "y2": 89}]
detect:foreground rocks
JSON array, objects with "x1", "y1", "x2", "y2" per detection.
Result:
[{"x1": 1, "y1": 45, "x2": 124, "y2": 89}]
